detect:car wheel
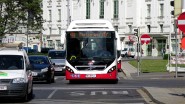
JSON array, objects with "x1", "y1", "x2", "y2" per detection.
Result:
[
  {"x1": 51, "y1": 75, "x2": 55, "y2": 83},
  {"x1": 22, "y1": 87, "x2": 29, "y2": 102},
  {"x1": 28, "y1": 85, "x2": 33, "y2": 99},
  {"x1": 47, "y1": 77, "x2": 52, "y2": 84},
  {"x1": 112, "y1": 79, "x2": 118, "y2": 84}
]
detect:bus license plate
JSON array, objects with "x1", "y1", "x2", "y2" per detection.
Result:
[
  {"x1": 86, "y1": 74, "x2": 96, "y2": 78},
  {"x1": 0, "y1": 86, "x2": 7, "y2": 90}
]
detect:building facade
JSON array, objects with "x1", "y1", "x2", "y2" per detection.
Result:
[{"x1": 42, "y1": 0, "x2": 177, "y2": 56}]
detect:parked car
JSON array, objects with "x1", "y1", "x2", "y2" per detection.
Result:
[
  {"x1": 121, "y1": 48, "x2": 135, "y2": 58},
  {"x1": 48, "y1": 50, "x2": 66, "y2": 75},
  {"x1": 0, "y1": 43, "x2": 33, "y2": 101},
  {"x1": 29, "y1": 55, "x2": 55, "y2": 83},
  {"x1": 41, "y1": 47, "x2": 54, "y2": 53}
]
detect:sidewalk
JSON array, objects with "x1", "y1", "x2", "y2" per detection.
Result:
[{"x1": 121, "y1": 60, "x2": 185, "y2": 104}]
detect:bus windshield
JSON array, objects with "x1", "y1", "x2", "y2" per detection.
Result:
[{"x1": 66, "y1": 31, "x2": 116, "y2": 62}]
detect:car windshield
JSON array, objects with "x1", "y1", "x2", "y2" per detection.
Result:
[
  {"x1": 48, "y1": 51, "x2": 66, "y2": 59},
  {"x1": 0, "y1": 55, "x2": 24, "y2": 70},
  {"x1": 29, "y1": 56, "x2": 49, "y2": 65}
]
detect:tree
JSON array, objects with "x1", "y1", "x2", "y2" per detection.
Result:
[{"x1": 0, "y1": 0, "x2": 43, "y2": 41}]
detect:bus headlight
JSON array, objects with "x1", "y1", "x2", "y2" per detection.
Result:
[
  {"x1": 12, "y1": 78, "x2": 27, "y2": 83},
  {"x1": 66, "y1": 66, "x2": 74, "y2": 73},
  {"x1": 108, "y1": 66, "x2": 116, "y2": 73}
]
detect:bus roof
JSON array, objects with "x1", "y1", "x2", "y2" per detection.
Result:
[{"x1": 67, "y1": 20, "x2": 115, "y2": 31}]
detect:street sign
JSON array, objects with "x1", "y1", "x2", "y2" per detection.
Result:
[
  {"x1": 177, "y1": 12, "x2": 185, "y2": 33},
  {"x1": 129, "y1": 35, "x2": 137, "y2": 42},
  {"x1": 140, "y1": 34, "x2": 151, "y2": 44}
]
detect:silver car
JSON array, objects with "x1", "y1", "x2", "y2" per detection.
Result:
[{"x1": 48, "y1": 50, "x2": 66, "y2": 75}]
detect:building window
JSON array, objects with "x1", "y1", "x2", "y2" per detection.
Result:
[
  {"x1": 56, "y1": 40, "x2": 61, "y2": 47},
  {"x1": 86, "y1": 0, "x2": 91, "y2": 19},
  {"x1": 147, "y1": 4, "x2": 151, "y2": 17},
  {"x1": 99, "y1": 0, "x2": 104, "y2": 19},
  {"x1": 48, "y1": 40, "x2": 53, "y2": 47},
  {"x1": 114, "y1": 26, "x2": 118, "y2": 32},
  {"x1": 160, "y1": 24, "x2": 163, "y2": 32},
  {"x1": 58, "y1": 9, "x2": 61, "y2": 22},
  {"x1": 58, "y1": 27, "x2": 61, "y2": 35},
  {"x1": 49, "y1": 10, "x2": 52, "y2": 22},
  {"x1": 128, "y1": 25, "x2": 132, "y2": 33},
  {"x1": 49, "y1": 27, "x2": 52, "y2": 35},
  {"x1": 113, "y1": 0, "x2": 119, "y2": 19},
  {"x1": 160, "y1": 3, "x2": 164, "y2": 17},
  {"x1": 147, "y1": 25, "x2": 151, "y2": 33}
]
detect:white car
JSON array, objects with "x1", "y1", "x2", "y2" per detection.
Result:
[
  {"x1": 121, "y1": 48, "x2": 135, "y2": 58},
  {"x1": 0, "y1": 43, "x2": 33, "y2": 101}
]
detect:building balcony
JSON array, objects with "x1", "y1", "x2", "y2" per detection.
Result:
[
  {"x1": 145, "y1": 16, "x2": 152, "y2": 24},
  {"x1": 111, "y1": 18, "x2": 119, "y2": 26},
  {"x1": 158, "y1": 16, "x2": 164, "y2": 24},
  {"x1": 125, "y1": 18, "x2": 133, "y2": 25}
]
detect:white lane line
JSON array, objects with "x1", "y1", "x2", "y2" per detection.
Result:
[
  {"x1": 47, "y1": 89, "x2": 57, "y2": 99},
  {"x1": 34, "y1": 87, "x2": 138, "y2": 90}
]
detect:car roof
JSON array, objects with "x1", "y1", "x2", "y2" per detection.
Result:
[
  {"x1": 0, "y1": 48, "x2": 25, "y2": 56},
  {"x1": 29, "y1": 55, "x2": 47, "y2": 57},
  {"x1": 48, "y1": 50, "x2": 65, "y2": 52}
]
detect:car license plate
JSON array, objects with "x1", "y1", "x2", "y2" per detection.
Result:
[
  {"x1": 0, "y1": 86, "x2": 7, "y2": 90},
  {"x1": 32, "y1": 72, "x2": 38, "y2": 76},
  {"x1": 55, "y1": 67, "x2": 63, "y2": 71},
  {"x1": 86, "y1": 74, "x2": 96, "y2": 78}
]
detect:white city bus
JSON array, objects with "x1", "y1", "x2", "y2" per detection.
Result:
[{"x1": 62, "y1": 20, "x2": 121, "y2": 83}]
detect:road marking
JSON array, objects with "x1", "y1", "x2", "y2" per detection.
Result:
[
  {"x1": 69, "y1": 91, "x2": 86, "y2": 96},
  {"x1": 34, "y1": 87, "x2": 138, "y2": 90},
  {"x1": 90, "y1": 91, "x2": 108, "y2": 95},
  {"x1": 112, "y1": 91, "x2": 129, "y2": 95},
  {"x1": 47, "y1": 89, "x2": 57, "y2": 99}
]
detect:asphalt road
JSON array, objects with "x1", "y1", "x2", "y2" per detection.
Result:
[{"x1": 0, "y1": 74, "x2": 147, "y2": 104}]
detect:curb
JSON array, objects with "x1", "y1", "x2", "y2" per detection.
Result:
[{"x1": 141, "y1": 87, "x2": 165, "y2": 104}]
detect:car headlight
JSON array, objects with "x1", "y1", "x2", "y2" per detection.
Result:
[
  {"x1": 12, "y1": 78, "x2": 27, "y2": 83},
  {"x1": 41, "y1": 68, "x2": 48, "y2": 72}
]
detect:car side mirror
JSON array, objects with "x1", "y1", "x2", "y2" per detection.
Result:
[{"x1": 27, "y1": 64, "x2": 34, "y2": 71}]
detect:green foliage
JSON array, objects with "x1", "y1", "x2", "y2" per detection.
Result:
[
  {"x1": 163, "y1": 54, "x2": 169, "y2": 60},
  {"x1": 28, "y1": 52, "x2": 47, "y2": 56},
  {"x1": 0, "y1": 0, "x2": 43, "y2": 37},
  {"x1": 129, "y1": 59, "x2": 168, "y2": 73}
]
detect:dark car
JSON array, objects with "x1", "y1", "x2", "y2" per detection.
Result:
[
  {"x1": 41, "y1": 48, "x2": 54, "y2": 53},
  {"x1": 29, "y1": 55, "x2": 55, "y2": 83},
  {"x1": 48, "y1": 50, "x2": 66, "y2": 75}
]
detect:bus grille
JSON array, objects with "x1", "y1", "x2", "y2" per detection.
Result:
[{"x1": 75, "y1": 65, "x2": 106, "y2": 71}]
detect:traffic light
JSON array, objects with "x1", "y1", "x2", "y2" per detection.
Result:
[
  {"x1": 170, "y1": 0, "x2": 174, "y2": 15},
  {"x1": 134, "y1": 29, "x2": 138, "y2": 36},
  {"x1": 136, "y1": 43, "x2": 140, "y2": 52}
]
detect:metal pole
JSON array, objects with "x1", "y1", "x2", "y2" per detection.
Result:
[
  {"x1": 137, "y1": 27, "x2": 140, "y2": 76},
  {"x1": 174, "y1": 19, "x2": 178, "y2": 78},
  {"x1": 67, "y1": 0, "x2": 70, "y2": 27},
  {"x1": 26, "y1": 30, "x2": 28, "y2": 53}
]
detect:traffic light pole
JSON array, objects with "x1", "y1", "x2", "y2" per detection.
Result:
[
  {"x1": 135, "y1": 28, "x2": 141, "y2": 76},
  {"x1": 174, "y1": 19, "x2": 178, "y2": 78}
]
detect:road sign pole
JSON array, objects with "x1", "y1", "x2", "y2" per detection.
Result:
[
  {"x1": 137, "y1": 27, "x2": 140, "y2": 77},
  {"x1": 175, "y1": 19, "x2": 178, "y2": 78}
]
